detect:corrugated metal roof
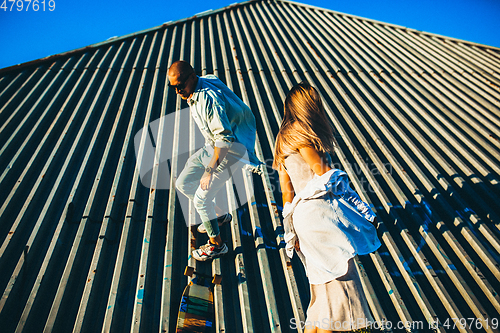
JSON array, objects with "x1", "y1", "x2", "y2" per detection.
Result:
[{"x1": 1, "y1": 0, "x2": 499, "y2": 332}]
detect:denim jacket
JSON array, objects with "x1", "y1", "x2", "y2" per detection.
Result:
[{"x1": 282, "y1": 169, "x2": 380, "y2": 283}]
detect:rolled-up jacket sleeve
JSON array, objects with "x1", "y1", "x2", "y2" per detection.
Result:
[{"x1": 206, "y1": 96, "x2": 235, "y2": 148}]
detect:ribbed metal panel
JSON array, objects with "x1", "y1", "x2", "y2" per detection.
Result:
[{"x1": 1, "y1": 0, "x2": 499, "y2": 332}]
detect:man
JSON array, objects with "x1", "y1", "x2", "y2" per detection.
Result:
[{"x1": 168, "y1": 60, "x2": 261, "y2": 261}]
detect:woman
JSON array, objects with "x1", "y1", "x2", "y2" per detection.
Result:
[{"x1": 273, "y1": 82, "x2": 380, "y2": 333}]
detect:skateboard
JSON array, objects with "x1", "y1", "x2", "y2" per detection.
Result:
[{"x1": 176, "y1": 266, "x2": 222, "y2": 332}]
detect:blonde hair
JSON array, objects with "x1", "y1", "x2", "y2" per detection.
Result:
[{"x1": 273, "y1": 82, "x2": 335, "y2": 169}]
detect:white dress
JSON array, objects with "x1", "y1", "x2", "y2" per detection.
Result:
[{"x1": 282, "y1": 153, "x2": 380, "y2": 331}]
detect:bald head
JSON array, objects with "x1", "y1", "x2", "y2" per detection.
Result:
[
  {"x1": 167, "y1": 60, "x2": 198, "y2": 100},
  {"x1": 168, "y1": 60, "x2": 194, "y2": 78}
]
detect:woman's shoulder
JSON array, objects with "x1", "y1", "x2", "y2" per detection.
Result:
[{"x1": 284, "y1": 152, "x2": 307, "y2": 168}]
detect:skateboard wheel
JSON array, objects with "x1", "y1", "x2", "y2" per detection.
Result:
[
  {"x1": 184, "y1": 266, "x2": 195, "y2": 277},
  {"x1": 212, "y1": 274, "x2": 222, "y2": 285}
]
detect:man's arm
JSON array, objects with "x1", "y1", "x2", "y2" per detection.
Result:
[
  {"x1": 199, "y1": 93, "x2": 234, "y2": 190},
  {"x1": 207, "y1": 97, "x2": 235, "y2": 149}
]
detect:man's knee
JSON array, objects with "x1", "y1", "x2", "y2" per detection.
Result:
[
  {"x1": 176, "y1": 171, "x2": 195, "y2": 198},
  {"x1": 193, "y1": 192, "x2": 207, "y2": 211},
  {"x1": 175, "y1": 175, "x2": 187, "y2": 194}
]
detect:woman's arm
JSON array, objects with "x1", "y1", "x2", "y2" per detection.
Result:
[
  {"x1": 298, "y1": 146, "x2": 332, "y2": 176},
  {"x1": 278, "y1": 167, "x2": 295, "y2": 204},
  {"x1": 278, "y1": 167, "x2": 300, "y2": 251}
]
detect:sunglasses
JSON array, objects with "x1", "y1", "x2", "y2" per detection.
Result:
[{"x1": 168, "y1": 73, "x2": 192, "y2": 90}]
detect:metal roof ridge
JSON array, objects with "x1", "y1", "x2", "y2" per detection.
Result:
[
  {"x1": 89, "y1": 0, "x2": 259, "y2": 48},
  {"x1": 279, "y1": 0, "x2": 500, "y2": 51}
]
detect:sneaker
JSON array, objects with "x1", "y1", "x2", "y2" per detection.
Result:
[
  {"x1": 197, "y1": 213, "x2": 232, "y2": 234},
  {"x1": 192, "y1": 241, "x2": 228, "y2": 261}
]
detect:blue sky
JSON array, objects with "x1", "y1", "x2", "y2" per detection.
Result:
[{"x1": 1, "y1": 0, "x2": 499, "y2": 70}]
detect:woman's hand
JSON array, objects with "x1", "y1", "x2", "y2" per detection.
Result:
[{"x1": 294, "y1": 239, "x2": 300, "y2": 252}]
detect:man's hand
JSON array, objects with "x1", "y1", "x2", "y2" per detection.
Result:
[
  {"x1": 200, "y1": 171, "x2": 213, "y2": 191},
  {"x1": 200, "y1": 146, "x2": 229, "y2": 191}
]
